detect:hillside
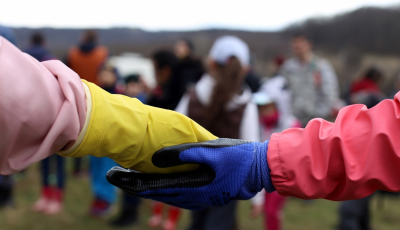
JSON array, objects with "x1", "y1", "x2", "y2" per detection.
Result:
[
  {"x1": 285, "y1": 7, "x2": 400, "y2": 55},
  {"x1": 8, "y1": 6, "x2": 400, "y2": 93}
]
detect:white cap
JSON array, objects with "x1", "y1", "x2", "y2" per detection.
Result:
[
  {"x1": 209, "y1": 36, "x2": 250, "y2": 67},
  {"x1": 252, "y1": 92, "x2": 274, "y2": 106}
]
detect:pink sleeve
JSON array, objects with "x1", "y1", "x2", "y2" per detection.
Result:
[
  {"x1": 0, "y1": 37, "x2": 86, "y2": 175},
  {"x1": 268, "y1": 92, "x2": 400, "y2": 201}
]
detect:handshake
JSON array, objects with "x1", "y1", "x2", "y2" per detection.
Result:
[{"x1": 106, "y1": 138, "x2": 275, "y2": 210}]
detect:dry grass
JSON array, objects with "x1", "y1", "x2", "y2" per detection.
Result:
[{"x1": 1, "y1": 162, "x2": 399, "y2": 230}]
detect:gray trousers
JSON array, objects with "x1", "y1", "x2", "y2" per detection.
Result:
[
  {"x1": 339, "y1": 194, "x2": 373, "y2": 230},
  {"x1": 187, "y1": 201, "x2": 237, "y2": 230}
]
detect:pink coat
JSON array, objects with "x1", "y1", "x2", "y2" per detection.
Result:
[
  {"x1": 0, "y1": 37, "x2": 86, "y2": 174},
  {"x1": 1, "y1": 36, "x2": 400, "y2": 201}
]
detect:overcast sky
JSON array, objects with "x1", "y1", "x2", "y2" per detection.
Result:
[{"x1": 1, "y1": 0, "x2": 399, "y2": 31}]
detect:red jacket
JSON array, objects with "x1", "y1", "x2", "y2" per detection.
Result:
[
  {"x1": 350, "y1": 78, "x2": 380, "y2": 94},
  {"x1": 268, "y1": 93, "x2": 400, "y2": 200}
]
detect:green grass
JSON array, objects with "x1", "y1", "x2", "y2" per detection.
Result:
[{"x1": 1, "y1": 162, "x2": 400, "y2": 230}]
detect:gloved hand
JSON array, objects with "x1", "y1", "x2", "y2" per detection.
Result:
[
  {"x1": 106, "y1": 138, "x2": 275, "y2": 210},
  {"x1": 58, "y1": 81, "x2": 217, "y2": 174}
]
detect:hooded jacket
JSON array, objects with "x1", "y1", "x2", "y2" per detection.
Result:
[
  {"x1": 258, "y1": 75, "x2": 301, "y2": 140},
  {"x1": 175, "y1": 74, "x2": 260, "y2": 142},
  {"x1": 67, "y1": 43, "x2": 108, "y2": 86}
]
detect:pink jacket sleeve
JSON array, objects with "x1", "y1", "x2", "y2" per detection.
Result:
[
  {"x1": 0, "y1": 37, "x2": 86, "y2": 175},
  {"x1": 268, "y1": 92, "x2": 400, "y2": 201}
]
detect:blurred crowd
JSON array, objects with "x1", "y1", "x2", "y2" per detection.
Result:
[{"x1": 1, "y1": 25, "x2": 399, "y2": 230}]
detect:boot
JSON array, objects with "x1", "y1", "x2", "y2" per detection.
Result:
[
  {"x1": 110, "y1": 206, "x2": 139, "y2": 227},
  {"x1": 162, "y1": 207, "x2": 181, "y2": 230},
  {"x1": 32, "y1": 186, "x2": 51, "y2": 212},
  {"x1": 148, "y1": 202, "x2": 163, "y2": 228},
  {"x1": 44, "y1": 187, "x2": 63, "y2": 215},
  {"x1": 90, "y1": 197, "x2": 111, "y2": 218}
]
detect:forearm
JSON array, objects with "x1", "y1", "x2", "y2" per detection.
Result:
[
  {"x1": 268, "y1": 93, "x2": 400, "y2": 200},
  {"x1": 0, "y1": 37, "x2": 86, "y2": 174},
  {"x1": 58, "y1": 81, "x2": 217, "y2": 173},
  {"x1": 0, "y1": 36, "x2": 216, "y2": 175}
]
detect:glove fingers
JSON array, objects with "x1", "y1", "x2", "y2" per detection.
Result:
[{"x1": 106, "y1": 166, "x2": 215, "y2": 194}]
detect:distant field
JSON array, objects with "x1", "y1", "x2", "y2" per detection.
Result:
[{"x1": 1, "y1": 162, "x2": 400, "y2": 230}]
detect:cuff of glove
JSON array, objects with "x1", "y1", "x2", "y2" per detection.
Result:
[
  {"x1": 260, "y1": 141, "x2": 275, "y2": 193},
  {"x1": 238, "y1": 141, "x2": 275, "y2": 200}
]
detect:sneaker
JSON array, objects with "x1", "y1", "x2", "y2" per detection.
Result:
[
  {"x1": 162, "y1": 219, "x2": 177, "y2": 230},
  {"x1": 44, "y1": 200, "x2": 62, "y2": 215},
  {"x1": 90, "y1": 198, "x2": 111, "y2": 218},
  {"x1": 32, "y1": 187, "x2": 52, "y2": 212},
  {"x1": 148, "y1": 215, "x2": 163, "y2": 228},
  {"x1": 32, "y1": 197, "x2": 50, "y2": 212}
]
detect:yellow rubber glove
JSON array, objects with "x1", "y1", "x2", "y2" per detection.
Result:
[{"x1": 58, "y1": 80, "x2": 217, "y2": 173}]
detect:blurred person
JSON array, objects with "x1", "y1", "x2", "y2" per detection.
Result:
[
  {"x1": 89, "y1": 63, "x2": 119, "y2": 217},
  {"x1": 147, "y1": 51, "x2": 185, "y2": 230},
  {"x1": 0, "y1": 26, "x2": 17, "y2": 208},
  {"x1": 338, "y1": 67, "x2": 385, "y2": 230},
  {"x1": 349, "y1": 67, "x2": 385, "y2": 108},
  {"x1": 32, "y1": 155, "x2": 65, "y2": 214},
  {"x1": 271, "y1": 55, "x2": 285, "y2": 76},
  {"x1": 7, "y1": 35, "x2": 400, "y2": 215},
  {"x1": 109, "y1": 74, "x2": 145, "y2": 227},
  {"x1": 66, "y1": 29, "x2": 108, "y2": 85},
  {"x1": 24, "y1": 32, "x2": 66, "y2": 215},
  {"x1": 389, "y1": 73, "x2": 400, "y2": 99},
  {"x1": 124, "y1": 74, "x2": 147, "y2": 103},
  {"x1": 66, "y1": 30, "x2": 108, "y2": 177},
  {"x1": 174, "y1": 39, "x2": 205, "y2": 99},
  {"x1": 0, "y1": 25, "x2": 17, "y2": 45},
  {"x1": 147, "y1": 50, "x2": 181, "y2": 110},
  {"x1": 175, "y1": 36, "x2": 260, "y2": 230},
  {"x1": 251, "y1": 76, "x2": 301, "y2": 230},
  {"x1": 24, "y1": 31, "x2": 53, "y2": 61},
  {"x1": 111, "y1": 193, "x2": 141, "y2": 227},
  {"x1": 174, "y1": 39, "x2": 204, "y2": 85},
  {"x1": 243, "y1": 55, "x2": 262, "y2": 93},
  {"x1": 280, "y1": 33, "x2": 339, "y2": 126},
  {"x1": 244, "y1": 70, "x2": 261, "y2": 93}
]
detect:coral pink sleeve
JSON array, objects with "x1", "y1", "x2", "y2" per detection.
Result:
[
  {"x1": 0, "y1": 37, "x2": 86, "y2": 175},
  {"x1": 268, "y1": 92, "x2": 400, "y2": 200}
]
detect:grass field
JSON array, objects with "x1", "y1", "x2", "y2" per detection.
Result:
[{"x1": 1, "y1": 162, "x2": 400, "y2": 230}]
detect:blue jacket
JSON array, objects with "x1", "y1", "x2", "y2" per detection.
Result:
[{"x1": 24, "y1": 45, "x2": 53, "y2": 62}]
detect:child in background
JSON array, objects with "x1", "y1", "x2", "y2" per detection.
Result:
[
  {"x1": 251, "y1": 75, "x2": 301, "y2": 230},
  {"x1": 32, "y1": 155, "x2": 65, "y2": 214},
  {"x1": 176, "y1": 36, "x2": 260, "y2": 230},
  {"x1": 89, "y1": 63, "x2": 119, "y2": 217},
  {"x1": 24, "y1": 31, "x2": 66, "y2": 215},
  {"x1": 124, "y1": 74, "x2": 147, "y2": 103},
  {"x1": 147, "y1": 51, "x2": 183, "y2": 230},
  {"x1": 110, "y1": 74, "x2": 145, "y2": 228}
]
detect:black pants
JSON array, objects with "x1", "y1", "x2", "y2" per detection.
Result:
[
  {"x1": 339, "y1": 194, "x2": 373, "y2": 230},
  {"x1": 187, "y1": 201, "x2": 237, "y2": 230},
  {"x1": 0, "y1": 175, "x2": 13, "y2": 206}
]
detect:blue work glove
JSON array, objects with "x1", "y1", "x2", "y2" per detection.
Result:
[{"x1": 106, "y1": 138, "x2": 275, "y2": 210}]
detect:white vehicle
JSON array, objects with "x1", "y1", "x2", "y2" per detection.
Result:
[{"x1": 109, "y1": 53, "x2": 156, "y2": 88}]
